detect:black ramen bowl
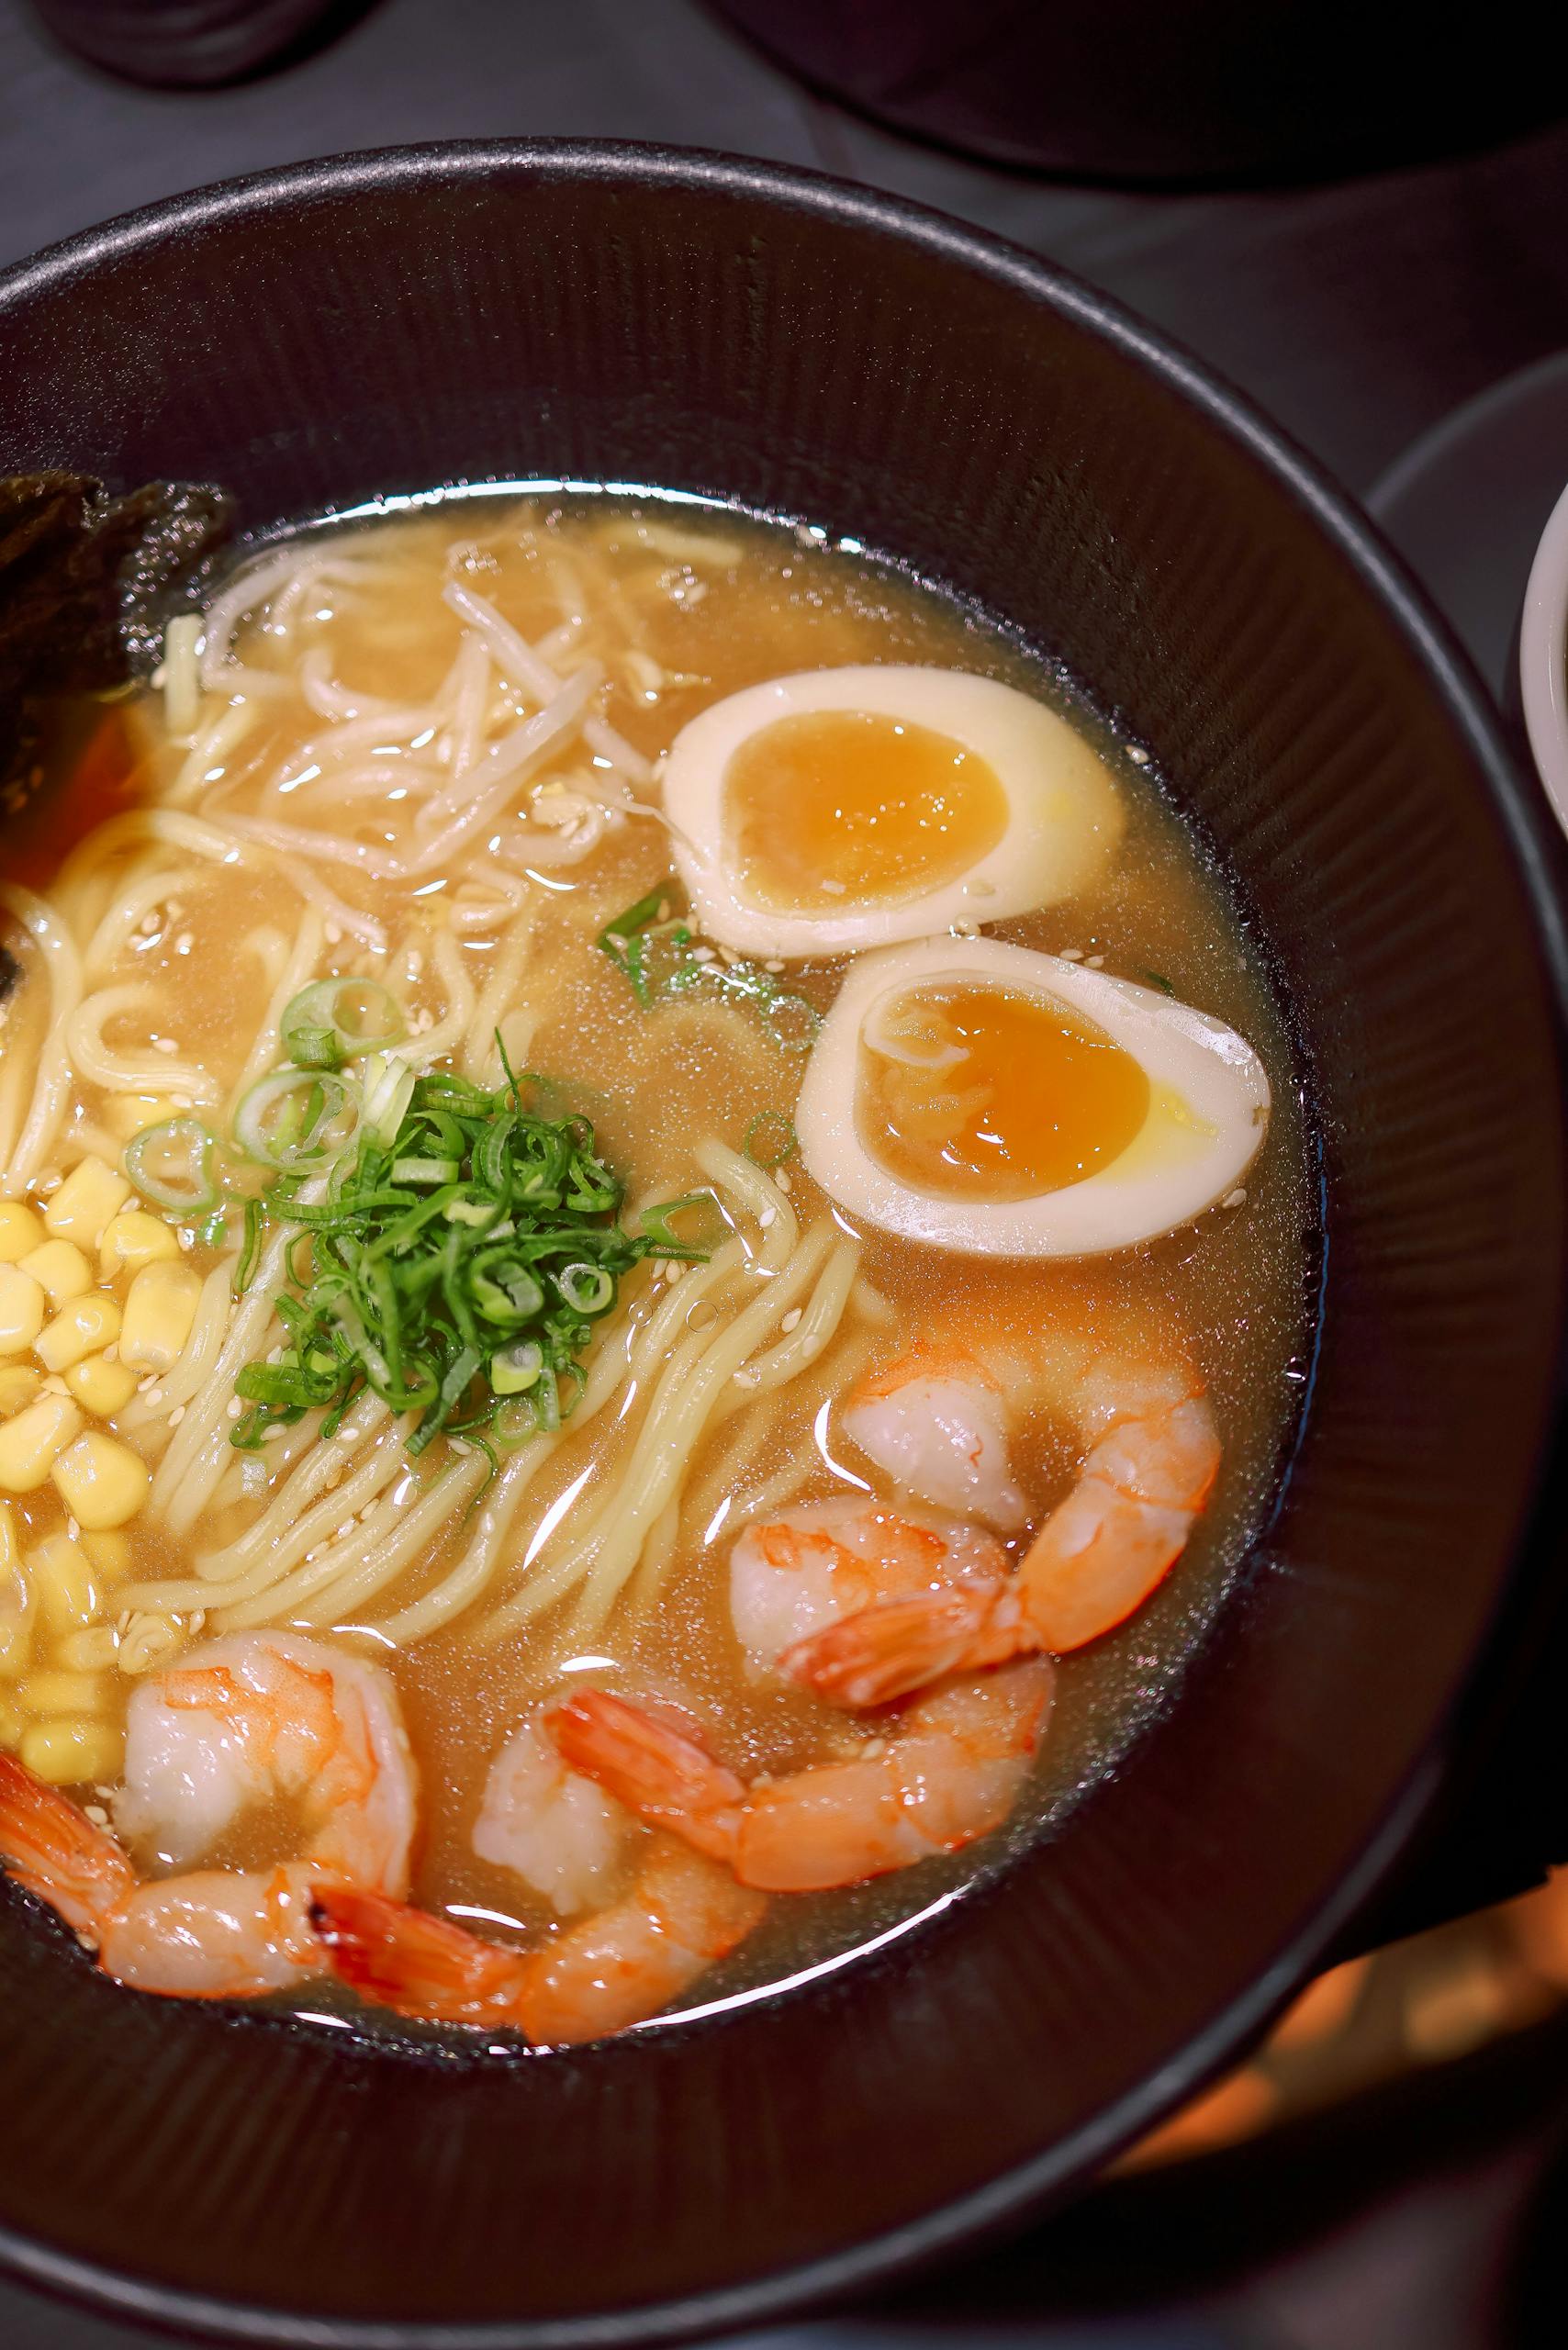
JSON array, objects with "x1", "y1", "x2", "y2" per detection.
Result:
[{"x1": 0, "y1": 142, "x2": 1565, "y2": 2346}]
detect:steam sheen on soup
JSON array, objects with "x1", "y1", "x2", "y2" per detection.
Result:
[{"x1": 0, "y1": 498, "x2": 1304, "y2": 2041}]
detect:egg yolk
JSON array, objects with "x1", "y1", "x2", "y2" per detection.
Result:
[
  {"x1": 725, "y1": 710, "x2": 1009, "y2": 911},
  {"x1": 859, "y1": 982, "x2": 1150, "y2": 1202}
]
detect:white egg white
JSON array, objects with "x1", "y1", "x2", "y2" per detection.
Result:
[
  {"x1": 660, "y1": 666, "x2": 1124, "y2": 958},
  {"x1": 795, "y1": 936, "x2": 1271, "y2": 1257}
]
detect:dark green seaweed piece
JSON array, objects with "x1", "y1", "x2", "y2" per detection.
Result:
[{"x1": 0, "y1": 471, "x2": 235, "y2": 788}]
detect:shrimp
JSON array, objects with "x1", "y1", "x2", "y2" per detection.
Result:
[
  {"x1": 547, "y1": 1657, "x2": 1053, "y2": 1893},
  {"x1": 0, "y1": 1632, "x2": 416, "y2": 1998},
  {"x1": 790, "y1": 1337, "x2": 1221, "y2": 1707},
  {"x1": 842, "y1": 1343, "x2": 1028, "y2": 1529},
  {"x1": 313, "y1": 1838, "x2": 766, "y2": 2043},
  {"x1": 728, "y1": 1494, "x2": 1009, "y2": 1680},
  {"x1": 471, "y1": 1713, "x2": 630, "y2": 1916}
]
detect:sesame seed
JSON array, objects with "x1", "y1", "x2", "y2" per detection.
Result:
[
  {"x1": 174, "y1": 932, "x2": 194, "y2": 956},
  {"x1": 152, "y1": 1036, "x2": 179, "y2": 1055},
  {"x1": 689, "y1": 946, "x2": 715, "y2": 964},
  {"x1": 334, "y1": 1520, "x2": 356, "y2": 1540},
  {"x1": 1127, "y1": 745, "x2": 1150, "y2": 766},
  {"x1": 226, "y1": 1397, "x2": 242, "y2": 1418},
  {"x1": 757, "y1": 1206, "x2": 777, "y2": 1229},
  {"x1": 781, "y1": 1307, "x2": 802, "y2": 1332},
  {"x1": 774, "y1": 1169, "x2": 792, "y2": 1193},
  {"x1": 1222, "y1": 1187, "x2": 1249, "y2": 1209},
  {"x1": 168, "y1": 1404, "x2": 185, "y2": 1427},
  {"x1": 1085, "y1": 955, "x2": 1105, "y2": 969},
  {"x1": 66, "y1": 1516, "x2": 80, "y2": 1542},
  {"x1": 1059, "y1": 947, "x2": 1084, "y2": 962},
  {"x1": 656, "y1": 901, "x2": 671, "y2": 923},
  {"x1": 764, "y1": 958, "x2": 785, "y2": 973},
  {"x1": 144, "y1": 1389, "x2": 163, "y2": 1407},
  {"x1": 733, "y1": 1369, "x2": 758, "y2": 1388},
  {"x1": 102, "y1": 1344, "x2": 118, "y2": 1364},
  {"x1": 324, "y1": 921, "x2": 343, "y2": 945},
  {"x1": 664, "y1": 1262, "x2": 683, "y2": 1284}
]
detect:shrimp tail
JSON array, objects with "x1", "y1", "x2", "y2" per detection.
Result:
[
  {"x1": 0, "y1": 1752, "x2": 137, "y2": 1941},
  {"x1": 311, "y1": 1886, "x2": 531, "y2": 2028},
  {"x1": 783, "y1": 1583, "x2": 1030, "y2": 1709},
  {"x1": 546, "y1": 1695, "x2": 744, "y2": 1861}
]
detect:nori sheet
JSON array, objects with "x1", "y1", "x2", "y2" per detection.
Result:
[{"x1": 0, "y1": 472, "x2": 235, "y2": 791}]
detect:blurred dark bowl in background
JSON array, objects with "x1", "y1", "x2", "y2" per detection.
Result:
[{"x1": 710, "y1": 0, "x2": 1568, "y2": 186}]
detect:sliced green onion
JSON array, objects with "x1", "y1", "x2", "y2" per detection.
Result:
[
  {"x1": 743, "y1": 1110, "x2": 798, "y2": 1170},
  {"x1": 490, "y1": 1339, "x2": 543, "y2": 1394},
  {"x1": 281, "y1": 978, "x2": 405, "y2": 1069},
  {"x1": 557, "y1": 1262, "x2": 614, "y2": 1315},
  {"x1": 234, "y1": 1195, "x2": 264, "y2": 1293},
  {"x1": 637, "y1": 1190, "x2": 720, "y2": 1259},
  {"x1": 229, "y1": 1068, "x2": 698, "y2": 1461},
  {"x1": 361, "y1": 1050, "x2": 416, "y2": 1147},
  {"x1": 233, "y1": 1069, "x2": 358, "y2": 1170},
  {"x1": 124, "y1": 1116, "x2": 219, "y2": 1216},
  {"x1": 391, "y1": 1156, "x2": 462, "y2": 1186}
]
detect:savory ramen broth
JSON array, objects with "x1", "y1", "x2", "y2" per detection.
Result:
[{"x1": 0, "y1": 495, "x2": 1305, "y2": 2036}]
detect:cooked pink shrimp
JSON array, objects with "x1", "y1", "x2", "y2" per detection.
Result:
[
  {"x1": 790, "y1": 1342, "x2": 1221, "y2": 1707},
  {"x1": 547, "y1": 1658, "x2": 1054, "y2": 1894},
  {"x1": 471, "y1": 1713, "x2": 631, "y2": 1917},
  {"x1": 0, "y1": 1632, "x2": 417, "y2": 1998},
  {"x1": 841, "y1": 1342, "x2": 1028, "y2": 1528},
  {"x1": 728, "y1": 1495, "x2": 1009, "y2": 1680},
  {"x1": 313, "y1": 1838, "x2": 766, "y2": 2043}
]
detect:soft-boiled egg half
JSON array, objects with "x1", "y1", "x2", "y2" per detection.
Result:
[
  {"x1": 795, "y1": 937, "x2": 1270, "y2": 1257},
  {"x1": 660, "y1": 666, "x2": 1124, "y2": 958}
]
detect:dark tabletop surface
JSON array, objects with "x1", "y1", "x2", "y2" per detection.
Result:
[{"x1": 2, "y1": 2, "x2": 1568, "y2": 2344}]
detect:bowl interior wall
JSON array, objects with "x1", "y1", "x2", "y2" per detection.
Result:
[{"x1": 0, "y1": 149, "x2": 1562, "y2": 2341}]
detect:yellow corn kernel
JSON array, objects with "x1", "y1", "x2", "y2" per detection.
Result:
[
  {"x1": 0, "y1": 1263, "x2": 47, "y2": 1356},
  {"x1": 0, "y1": 1393, "x2": 83, "y2": 1493},
  {"x1": 55, "y1": 1624, "x2": 120, "y2": 1673},
  {"x1": 101, "y1": 1094, "x2": 185, "y2": 1144},
  {"x1": 35, "y1": 1292, "x2": 122, "y2": 1374},
  {"x1": 0, "y1": 1691, "x2": 20, "y2": 1748},
  {"x1": 0, "y1": 1202, "x2": 45, "y2": 1263},
  {"x1": 80, "y1": 1528, "x2": 132, "y2": 1580},
  {"x1": 64, "y1": 1350, "x2": 140, "y2": 1417},
  {"x1": 18, "y1": 1238, "x2": 93, "y2": 1306},
  {"x1": 43, "y1": 1155, "x2": 132, "y2": 1249},
  {"x1": 0, "y1": 1364, "x2": 41, "y2": 1419},
  {"x1": 98, "y1": 1207, "x2": 179, "y2": 1280},
  {"x1": 28, "y1": 1531, "x2": 101, "y2": 1634},
  {"x1": 51, "y1": 1430, "x2": 150, "y2": 1530},
  {"x1": 118, "y1": 1259, "x2": 201, "y2": 1374},
  {"x1": 19, "y1": 1717, "x2": 122, "y2": 1785},
  {"x1": 17, "y1": 1667, "x2": 107, "y2": 1715},
  {"x1": 0, "y1": 1504, "x2": 33, "y2": 1680}
]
